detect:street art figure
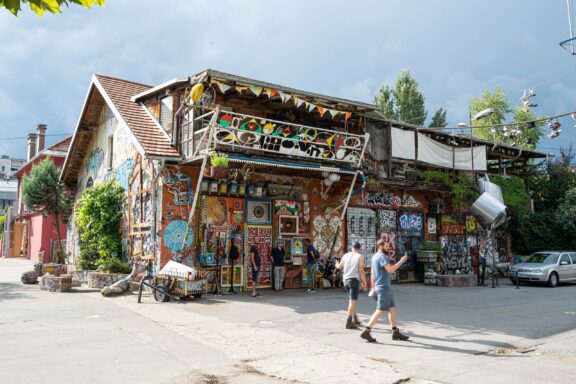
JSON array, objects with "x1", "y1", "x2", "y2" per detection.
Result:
[{"x1": 101, "y1": 261, "x2": 148, "y2": 296}]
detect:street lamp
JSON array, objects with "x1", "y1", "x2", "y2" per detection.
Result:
[{"x1": 459, "y1": 107, "x2": 495, "y2": 287}]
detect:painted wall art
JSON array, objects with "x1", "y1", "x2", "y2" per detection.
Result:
[{"x1": 312, "y1": 214, "x2": 343, "y2": 256}]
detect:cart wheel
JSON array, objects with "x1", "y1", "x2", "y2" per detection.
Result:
[
  {"x1": 154, "y1": 284, "x2": 170, "y2": 302},
  {"x1": 192, "y1": 293, "x2": 202, "y2": 299}
]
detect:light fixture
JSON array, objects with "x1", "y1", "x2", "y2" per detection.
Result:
[
  {"x1": 472, "y1": 108, "x2": 494, "y2": 121},
  {"x1": 328, "y1": 173, "x2": 340, "y2": 182}
]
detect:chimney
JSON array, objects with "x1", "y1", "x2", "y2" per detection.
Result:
[
  {"x1": 37, "y1": 124, "x2": 47, "y2": 153},
  {"x1": 27, "y1": 133, "x2": 37, "y2": 162}
]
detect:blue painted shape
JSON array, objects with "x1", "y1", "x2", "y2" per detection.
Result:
[
  {"x1": 163, "y1": 220, "x2": 193, "y2": 252},
  {"x1": 115, "y1": 159, "x2": 135, "y2": 190}
]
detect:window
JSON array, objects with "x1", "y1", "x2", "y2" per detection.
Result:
[
  {"x1": 559, "y1": 254, "x2": 571, "y2": 265},
  {"x1": 107, "y1": 135, "x2": 114, "y2": 169},
  {"x1": 159, "y1": 96, "x2": 173, "y2": 133},
  {"x1": 1, "y1": 165, "x2": 5, "y2": 172}
]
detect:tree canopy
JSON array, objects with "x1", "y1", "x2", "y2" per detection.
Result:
[
  {"x1": 428, "y1": 108, "x2": 447, "y2": 128},
  {"x1": 469, "y1": 87, "x2": 544, "y2": 149},
  {"x1": 1, "y1": 0, "x2": 104, "y2": 17},
  {"x1": 375, "y1": 69, "x2": 432, "y2": 126}
]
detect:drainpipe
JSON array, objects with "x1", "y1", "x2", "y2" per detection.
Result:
[{"x1": 151, "y1": 159, "x2": 165, "y2": 265}]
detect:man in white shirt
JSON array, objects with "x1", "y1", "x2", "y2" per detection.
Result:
[{"x1": 336, "y1": 242, "x2": 367, "y2": 329}]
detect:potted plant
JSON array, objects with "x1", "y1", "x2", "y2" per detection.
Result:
[
  {"x1": 365, "y1": 177, "x2": 379, "y2": 193},
  {"x1": 417, "y1": 241, "x2": 441, "y2": 263},
  {"x1": 210, "y1": 152, "x2": 229, "y2": 179}
]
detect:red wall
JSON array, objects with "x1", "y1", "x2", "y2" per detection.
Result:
[{"x1": 28, "y1": 213, "x2": 67, "y2": 264}]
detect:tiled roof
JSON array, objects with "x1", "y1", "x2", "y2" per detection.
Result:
[
  {"x1": 47, "y1": 136, "x2": 72, "y2": 152},
  {"x1": 95, "y1": 74, "x2": 180, "y2": 158}
]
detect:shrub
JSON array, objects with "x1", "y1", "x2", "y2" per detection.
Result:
[{"x1": 210, "y1": 152, "x2": 229, "y2": 168}]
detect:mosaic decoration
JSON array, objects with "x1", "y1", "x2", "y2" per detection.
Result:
[
  {"x1": 312, "y1": 214, "x2": 343, "y2": 256},
  {"x1": 274, "y1": 200, "x2": 297, "y2": 215},
  {"x1": 228, "y1": 198, "x2": 244, "y2": 226},
  {"x1": 163, "y1": 220, "x2": 193, "y2": 252},
  {"x1": 206, "y1": 196, "x2": 228, "y2": 228},
  {"x1": 245, "y1": 225, "x2": 272, "y2": 288},
  {"x1": 246, "y1": 200, "x2": 272, "y2": 224},
  {"x1": 115, "y1": 158, "x2": 135, "y2": 190}
]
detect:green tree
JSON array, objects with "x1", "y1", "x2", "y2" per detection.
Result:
[
  {"x1": 374, "y1": 85, "x2": 397, "y2": 120},
  {"x1": 428, "y1": 108, "x2": 447, "y2": 128},
  {"x1": 374, "y1": 69, "x2": 432, "y2": 126},
  {"x1": 469, "y1": 87, "x2": 545, "y2": 149},
  {"x1": 1, "y1": 0, "x2": 104, "y2": 16},
  {"x1": 74, "y1": 180, "x2": 125, "y2": 271},
  {"x1": 21, "y1": 159, "x2": 71, "y2": 263},
  {"x1": 557, "y1": 186, "x2": 576, "y2": 248},
  {"x1": 394, "y1": 70, "x2": 427, "y2": 125}
]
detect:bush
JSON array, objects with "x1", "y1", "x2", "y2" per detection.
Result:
[
  {"x1": 210, "y1": 152, "x2": 229, "y2": 168},
  {"x1": 97, "y1": 256, "x2": 132, "y2": 274},
  {"x1": 78, "y1": 246, "x2": 99, "y2": 270}
]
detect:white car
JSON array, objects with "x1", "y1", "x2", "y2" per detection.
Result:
[{"x1": 509, "y1": 251, "x2": 576, "y2": 288}]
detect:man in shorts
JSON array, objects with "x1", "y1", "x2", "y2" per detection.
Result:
[
  {"x1": 248, "y1": 245, "x2": 261, "y2": 297},
  {"x1": 336, "y1": 241, "x2": 367, "y2": 329},
  {"x1": 361, "y1": 239, "x2": 410, "y2": 342}
]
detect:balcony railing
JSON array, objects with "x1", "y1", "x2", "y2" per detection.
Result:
[{"x1": 180, "y1": 109, "x2": 368, "y2": 167}]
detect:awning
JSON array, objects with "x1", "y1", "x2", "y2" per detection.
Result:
[{"x1": 227, "y1": 155, "x2": 356, "y2": 174}]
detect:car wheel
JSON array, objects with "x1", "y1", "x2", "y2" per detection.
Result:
[
  {"x1": 548, "y1": 272, "x2": 559, "y2": 288},
  {"x1": 154, "y1": 284, "x2": 170, "y2": 302}
]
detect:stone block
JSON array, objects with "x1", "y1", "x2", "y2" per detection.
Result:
[
  {"x1": 437, "y1": 274, "x2": 476, "y2": 288},
  {"x1": 21, "y1": 271, "x2": 39, "y2": 284},
  {"x1": 87, "y1": 272, "x2": 126, "y2": 289},
  {"x1": 40, "y1": 275, "x2": 72, "y2": 292}
]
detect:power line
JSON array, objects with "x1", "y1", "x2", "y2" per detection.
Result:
[
  {"x1": 431, "y1": 110, "x2": 576, "y2": 130},
  {"x1": 0, "y1": 133, "x2": 70, "y2": 141}
]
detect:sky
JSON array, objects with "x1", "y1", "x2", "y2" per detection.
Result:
[{"x1": 0, "y1": 0, "x2": 575, "y2": 160}]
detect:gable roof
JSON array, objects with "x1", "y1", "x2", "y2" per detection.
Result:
[
  {"x1": 61, "y1": 74, "x2": 180, "y2": 185},
  {"x1": 47, "y1": 136, "x2": 72, "y2": 152},
  {"x1": 94, "y1": 74, "x2": 179, "y2": 158}
]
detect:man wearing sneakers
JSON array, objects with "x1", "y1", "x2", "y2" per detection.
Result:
[
  {"x1": 336, "y1": 241, "x2": 367, "y2": 329},
  {"x1": 361, "y1": 239, "x2": 410, "y2": 343},
  {"x1": 304, "y1": 238, "x2": 319, "y2": 293}
]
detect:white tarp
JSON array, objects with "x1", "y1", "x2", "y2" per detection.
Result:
[
  {"x1": 417, "y1": 133, "x2": 487, "y2": 171},
  {"x1": 391, "y1": 128, "x2": 415, "y2": 160}
]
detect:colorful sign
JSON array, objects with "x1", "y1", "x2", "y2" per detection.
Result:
[{"x1": 398, "y1": 211, "x2": 423, "y2": 236}]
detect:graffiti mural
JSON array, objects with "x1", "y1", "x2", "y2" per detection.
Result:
[
  {"x1": 85, "y1": 148, "x2": 104, "y2": 176},
  {"x1": 347, "y1": 208, "x2": 377, "y2": 267},
  {"x1": 378, "y1": 209, "x2": 397, "y2": 231},
  {"x1": 366, "y1": 190, "x2": 401, "y2": 208},
  {"x1": 439, "y1": 235, "x2": 471, "y2": 274},
  {"x1": 213, "y1": 112, "x2": 365, "y2": 164},
  {"x1": 398, "y1": 211, "x2": 423, "y2": 236},
  {"x1": 440, "y1": 215, "x2": 466, "y2": 235},
  {"x1": 115, "y1": 158, "x2": 135, "y2": 190},
  {"x1": 163, "y1": 171, "x2": 193, "y2": 206},
  {"x1": 401, "y1": 193, "x2": 422, "y2": 208},
  {"x1": 312, "y1": 214, "x2": 343, "y2": 256}
]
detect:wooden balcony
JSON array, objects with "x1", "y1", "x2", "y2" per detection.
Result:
[{"x1": 179, "y1": 109, "x2": 369, "y2": 167}]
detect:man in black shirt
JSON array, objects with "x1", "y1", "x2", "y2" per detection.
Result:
[
  {"x1": 270, "y1": 240, "x2": 286, "y2": 291},
  {"x1": 249, "y1": 245, "x2": 261, "y2": 297}
]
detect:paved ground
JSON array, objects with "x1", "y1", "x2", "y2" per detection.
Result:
[{"x1": 1, "y1": 257, "x2": 576, "y2": 384}]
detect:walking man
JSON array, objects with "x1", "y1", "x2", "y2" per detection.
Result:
[
  {"x1": 270, "y1": 240, "x2": 286, "y2": 292},
  {"x1": 304, "y1": 238, "x2": 319, "y2": 293},
  {"x1": 249, "y1": 245, "x2": 261, "y2": 297},
  {"x1": 336, "y1": 241, "x2": 367, "y2": 329},
  {"x1": 361, "y1": 239, "x2": 410, "y2": 343}
]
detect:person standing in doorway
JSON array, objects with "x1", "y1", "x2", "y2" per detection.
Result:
[
  {"x1": 336, "y1": 241, "x2": 367, "y2": 329},
  {"x1": 270, "y1": 240, "x2": 286, "y2": 292},
  {"x1": 361, "y1": 239, "x2": 410, "y2": 343},
  {"x1": 249, "y1": 245, "x2": 261, "y2": 297},
  {"x1": 304, "y1": 238, "x2": 319, "y2": 293}
]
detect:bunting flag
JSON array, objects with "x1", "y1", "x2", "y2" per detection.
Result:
[
  {"x1": 215, "y1": 81, "x2": 231, "y2": 94},
  {"x1": 329, "y1": 109, "x2": 340, "y2": 118},
  {"x1": 250, "y1": 86, "x2": 263, "y2": 97},
  {"x1": 208, "y1": 80, "x2": 353, "y2": 120}
]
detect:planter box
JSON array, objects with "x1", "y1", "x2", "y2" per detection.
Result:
[
  {"x1": 417, "y1": 250, "x2": 438, "y2": 263},
  {"x1": 210, "y1": 166, "x2": 228, "y2": 179},
  {"x1": 34, "y1": 263, "x2": 67, "y2": 277},
  {"x1": 437, "y1": 274, "x2": 476, "y2": 288},
  {"x1": 365, "y1": 184, "x2": 379, "y2": 193},
  {"x1": 87, "y1": 272, "x2": 127, "y2": 289},
  {"x1": 40, "y1": 275, "x2": 72, "y2": 292}
]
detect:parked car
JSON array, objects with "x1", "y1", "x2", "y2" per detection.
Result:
[{"x1": 509, "y1": 251, "x2": 576, "y2": 287}]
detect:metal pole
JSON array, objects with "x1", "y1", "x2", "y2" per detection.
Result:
[
  {"x1": 327, "y1": 171, "x2": 359, "y2": 258},
  {"x1": 489, "y1": 228, "x2": 496, "y2": 288},
  {"x1": 515, "y1": 269, "x2": 519, "y2": 289}
]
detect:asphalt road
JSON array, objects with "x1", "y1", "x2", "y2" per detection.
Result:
[{"x1": 2, "y1": 257, "x2": 575, "y2": 384}]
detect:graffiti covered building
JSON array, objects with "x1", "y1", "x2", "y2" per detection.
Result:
[{"x1": 61, "y1": 70, "x2": 548, "y2": 289}]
